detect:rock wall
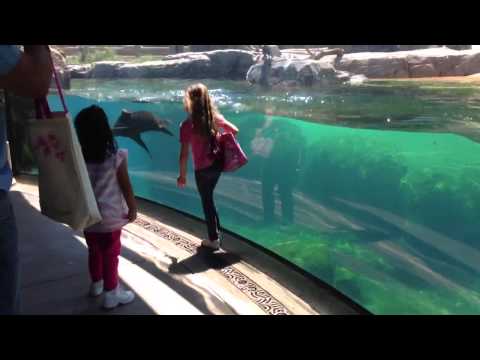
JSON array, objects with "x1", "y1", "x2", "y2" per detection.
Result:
[
  {"x1": 336, "y1": 48, "x2": 480, "y2": 78},
  {"x1": 68, "y1": 50, "x2": 255, "y2": 80},
  {"x1": 65, "y1": 47, "x2": 480, "y2": 83}
]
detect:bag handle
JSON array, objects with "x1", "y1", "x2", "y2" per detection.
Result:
[
  {"x1": 34, "y1": 97, "x2": 51, "y2": 119},
  {"x1": 35, "y1": 46, "x2": 68, "y2": 119}
]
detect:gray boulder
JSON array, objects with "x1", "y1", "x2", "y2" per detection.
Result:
[
  {"x1": 246, "y1": 57, "x2": 357, "y2": 88},
  {"x1": 337, "y1": 53, "x2": 409, "y2": 78},
  {"x1": 90, "y1": 61, "x2": 126, "y2": 78},
  {"x1": 67, "y1": 64, "x2": 93, "y2": 79},
  {"x1": 409, "y1": 63, "x2": 438, "y2": 77},
  {"x1": 117, "y1": 54, "x2": 211, "y2": 78},
  {"x1": 453, "y1": 52, "x2": 480, "y2": 76},
  {"x1": 207, "y1": 50, "x2": 255, "y2": 79},
  {"x1": 263, "y1": 45, "x2": 282, "y2": 57}
]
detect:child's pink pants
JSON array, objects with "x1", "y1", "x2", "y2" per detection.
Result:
[{"x1": 84, "y1": 230, "x2": 122, "y2": 291}]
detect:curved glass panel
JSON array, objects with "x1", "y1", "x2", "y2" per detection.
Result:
[{"x1": 37, "y1": 46, "x2": 480, "y2": 314}]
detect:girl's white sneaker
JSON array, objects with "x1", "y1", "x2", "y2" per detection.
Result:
[
  {"x1": 201, "y1": 238, "x2": 221, "y2": 250},
  {"x1": 103, "y1": 286, "x2": 135, "y2": 309},
  {"x1": 89, "y1": 280, "x2": 104, "y2": 297}
]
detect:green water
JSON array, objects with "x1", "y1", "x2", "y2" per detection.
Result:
[{"x1": 49, "y1": 78, "x2": 480, "y2": 314}]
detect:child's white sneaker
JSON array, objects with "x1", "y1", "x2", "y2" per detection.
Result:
[
  {"x1": 89, "y1": 280, "x2": 104, "y2": 297},
  {"x1": 103, "y1": 286, "x2": 135, "y2": 309},
  {"x1": 201, "y1": 238, "x2": 221, "y2": 250}
]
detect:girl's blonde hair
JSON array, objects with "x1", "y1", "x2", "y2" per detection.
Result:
[{"x1": 183, "y1": 83, "x2": 219, "y2": 137}]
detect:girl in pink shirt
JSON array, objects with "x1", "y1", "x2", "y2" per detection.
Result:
[
  {"x1": 75, "y1": 105, "x2": 137, "y2": 309},
  {"x1": 177, "y1": 83, "x2": 239, "y2": 250}
]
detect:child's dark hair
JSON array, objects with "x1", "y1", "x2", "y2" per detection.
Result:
[{"x1": 74, "y1": 105, "x2": 118, "y2": 163}]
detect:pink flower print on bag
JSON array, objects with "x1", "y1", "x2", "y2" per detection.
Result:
[{"x1": 34, "y1": 133, "x2": 66, "y2": 162}]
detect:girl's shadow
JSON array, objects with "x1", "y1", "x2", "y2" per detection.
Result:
[{"x1": 168, "y1": 248, "x2": 241, "y2": 275}]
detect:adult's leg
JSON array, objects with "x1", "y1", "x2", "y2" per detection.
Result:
[
  {"x1": 261, "y1": 166, "x2": 275, "y2": 224},
  {"x1": 279, "y1": 181, "x2": 294, "y2": 224},
  {"x1": 0, "y1": 191, "x2": 19, "y2": 314}
]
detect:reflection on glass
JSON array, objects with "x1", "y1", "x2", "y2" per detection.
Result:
[{"x1": 251, "y1": 107, "x2": 305, "y2": 225}]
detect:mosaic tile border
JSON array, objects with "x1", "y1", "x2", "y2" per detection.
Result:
[
  {"x1": 18, "y1": 191, "x2": 290, "y2": 315},
  {"x1": 133, "y1": 217, "x2": 290, "y2": 315}
]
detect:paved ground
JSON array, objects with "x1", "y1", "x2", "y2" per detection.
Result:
[{"x1": 12, "y1": 179, "x2": 320, "y2": 315}]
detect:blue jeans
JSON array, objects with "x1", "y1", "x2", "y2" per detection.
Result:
[{"x1": 0, "y1": 191, "x2": 19, "y2": 314}]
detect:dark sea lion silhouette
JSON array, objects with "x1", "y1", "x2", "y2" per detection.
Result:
[{"x1": 112, "y1": 109, "x2": 173, "y2": 157}]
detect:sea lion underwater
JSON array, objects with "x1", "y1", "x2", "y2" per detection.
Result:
[{"x1": 112, "y1": 110, "x2": 174, "y2": 157}]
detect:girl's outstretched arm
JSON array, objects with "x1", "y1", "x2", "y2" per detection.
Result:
[{"x1": 177, "y1": 142, "x2": 189, "y2": 188}]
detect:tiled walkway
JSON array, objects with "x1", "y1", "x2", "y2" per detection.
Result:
[{"x1": 12, "y1": 179, "x2": 319, "y2": 315}]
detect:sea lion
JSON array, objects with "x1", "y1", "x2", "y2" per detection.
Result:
[{"x1": 112, "y1": 109, "x2": 173, "y2": 157}]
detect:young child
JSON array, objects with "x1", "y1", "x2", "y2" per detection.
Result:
[
  {"x1": 75, "y1": 105, "x2": 136, "y2": 309},
  {"x1": 177, "y1": 83, "x2": 239, "y2": 250}
]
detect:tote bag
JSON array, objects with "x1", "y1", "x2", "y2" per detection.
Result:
[{"x1": 28, "y1": 55, "x2": 101, "y2": 231}]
